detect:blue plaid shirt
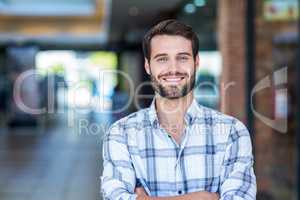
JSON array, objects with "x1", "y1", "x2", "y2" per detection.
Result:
[{"x1": 101, "y1": 99, "x2": 256, "y2": 200}]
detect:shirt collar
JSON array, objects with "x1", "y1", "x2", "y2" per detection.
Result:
[
  {"x1": 148, "y1": 97, "x2": 201, "y2": 127},
  {"x1": 148, "y1": 99, "x2": 159, "y2": 128}
]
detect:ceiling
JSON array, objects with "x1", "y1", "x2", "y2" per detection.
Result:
[
  {"x1": 108, "y1": 0, "x2": 183, "y2": 44},
  {"x1": 0, "y1": 0, "x2": 95, "y2": 16},
  {"x1": 0, "y1": 0, "x2": 184, "y2": 47}
]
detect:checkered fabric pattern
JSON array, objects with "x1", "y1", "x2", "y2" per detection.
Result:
[{"x1": 101, "y1": 99, "x2": 256, "y2": 200}]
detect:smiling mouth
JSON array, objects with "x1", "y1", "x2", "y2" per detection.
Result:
[{"x1": 162, "y1": 76, "x2": 185, "y2": 83}]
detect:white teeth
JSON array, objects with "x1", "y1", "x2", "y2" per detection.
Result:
[
  {"x1": 164, "y1": 77, "x2": 183, "y2": 82},
  {"x1": 166, "y1": 78, "x2": 180, "y2": 81}
]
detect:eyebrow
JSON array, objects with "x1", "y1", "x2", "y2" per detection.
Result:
[
  {"x1": 177, "y1": 52, "x2": 192, "y2": 57},
  {"x1": 153, "y1": 52, "x2": 192, "y2": 59},
  {"x1": 153, "y1": 53, "x2": 168, "y2": 59}
]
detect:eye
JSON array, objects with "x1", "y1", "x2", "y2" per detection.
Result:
[
  {"x1": 178, "y1": 56, "x2": 189, "y2": 61},
  {"x1": 157, "y1": 57, "x2": 168, "y2": 62}
]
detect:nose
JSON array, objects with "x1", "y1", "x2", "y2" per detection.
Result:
[{"x1": 168, "y1": 58, "x2": 179, "y2": 72}]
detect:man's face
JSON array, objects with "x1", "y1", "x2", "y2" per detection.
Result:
[{"x1": 145, "y1": 35, "x2": 199, "y2": 99}]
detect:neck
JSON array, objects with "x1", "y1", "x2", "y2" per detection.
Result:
[{"x1": 155, "y1": 92, "x2": 194, "y2": 130}]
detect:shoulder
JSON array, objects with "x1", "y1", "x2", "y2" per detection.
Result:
[
  {"x1": 195, "y1": 103, "x2": 250, "y2": 140},
  {"x1": 195, "y1": 103, "x2": 237, "y2": 125}
]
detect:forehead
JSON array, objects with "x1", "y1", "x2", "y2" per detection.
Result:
[{"x1": 150, "y1": 35, "x2": 192, "y2": 56}]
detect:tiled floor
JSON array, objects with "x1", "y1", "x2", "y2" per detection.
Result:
[{"x1": 0, "y1": 113, "x2": 109, "y2": 200}]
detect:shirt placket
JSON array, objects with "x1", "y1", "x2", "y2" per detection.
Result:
[
  {"x1": 158, "y1": 122, "x2": 190, "y2": 196},
  {"x1": 174, "y1": 127, "x2": 189, "y2": 195},
  {"x1": 174, "y1": 147, "x2": 183, "y2": 195}
]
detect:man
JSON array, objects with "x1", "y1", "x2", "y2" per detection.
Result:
[{"x1": 101, "y1": 20, "x2": 256, "y2": 200}]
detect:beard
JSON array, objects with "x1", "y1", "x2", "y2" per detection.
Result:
[{"x1": 150, "y1": 69, "x2": 196, "y2": 99}]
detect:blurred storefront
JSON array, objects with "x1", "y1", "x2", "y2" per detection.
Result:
[
  {"x1": 253, "y1": 0, "x2": 298, "y2": 199},
  {"x1": 218, "y1": 0, "x2": 299, "y2": 199}
]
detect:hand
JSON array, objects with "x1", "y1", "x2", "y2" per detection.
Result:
[
  {"x1": 135, "y1": 187, "x2": 149, "y2": 200},
  {"x1": 187, "y1": 191, "x2": 219, "y2": 200},
  {"x1": 207, "y1": 192, "x2": 219, "y2": 200}
]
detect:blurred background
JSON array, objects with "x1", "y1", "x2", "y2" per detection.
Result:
[{"x1": 0, "y1": 0, "x2": 299, "y2": 200}]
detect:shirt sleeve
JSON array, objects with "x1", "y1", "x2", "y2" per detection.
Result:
[
  {"x1": 219, "y1": 119, "x2": 257, "y2": 200},
  {"x1": 101, "y1": 124, "x2": 137, "y2": 200}
]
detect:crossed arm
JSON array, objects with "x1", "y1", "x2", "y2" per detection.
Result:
[
  {"x1": 101, "y1": 121, "x2": 256, "y2": 200},
  {"x1": 135, "y1": 187, "x2": 219, "y2": 200}
]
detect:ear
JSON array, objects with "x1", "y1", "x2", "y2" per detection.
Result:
[
  {"x1": 144, "y1": 58, "x2": 151, "y2": 75},
  {"x1": 195, "y1": 55, "x2": 200, "y2": 71}
]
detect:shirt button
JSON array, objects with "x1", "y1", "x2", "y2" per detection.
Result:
[{"x1": 178, "y1": 190, "x2": 182, "y2": 195}]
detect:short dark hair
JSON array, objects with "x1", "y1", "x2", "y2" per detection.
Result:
[{"x1": 142, "y1": 19, "x2": 199, "y2": 62}]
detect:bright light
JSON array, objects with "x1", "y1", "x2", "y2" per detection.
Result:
[
  {"x1": 70, "y1": 87, "x2": 91, "y2": 108},
  {"x1": 194, "y1": 0, "x2": 206, "y2": 7},
  {"x1": 36, "y1": 50, "x2": 118, "y2": 111},
  {"x1": 198, "y1": 51, "x2": 222, "y2": 76},
  {"x1": 184, "y1": 3, "x2": 196, "y2": 14}
]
